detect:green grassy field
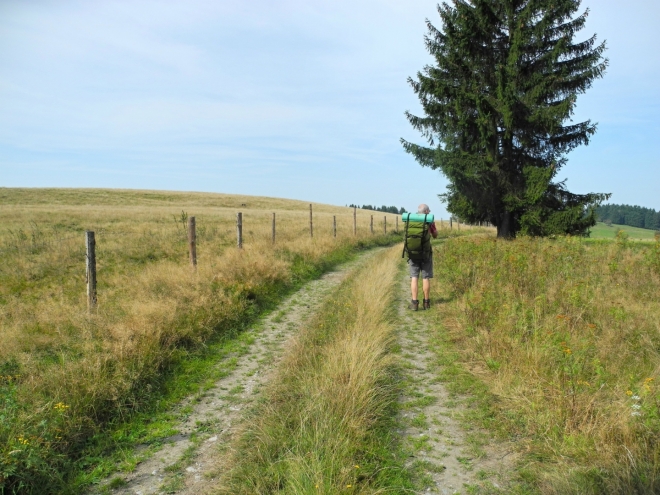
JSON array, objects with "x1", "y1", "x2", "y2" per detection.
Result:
[{"x1": 590, "y1": 222, "x2": 659, "y2": 241}]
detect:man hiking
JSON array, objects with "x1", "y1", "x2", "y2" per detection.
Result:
[{"x1": 403, "y1": 204, "x2": 438, "y2": 311}]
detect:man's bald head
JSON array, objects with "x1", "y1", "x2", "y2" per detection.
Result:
[{"x1": 417, "y1": 204, "x2": 430, "y2": 214}]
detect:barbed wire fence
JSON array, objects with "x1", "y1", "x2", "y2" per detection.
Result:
[
  {"x1": 0, "y1": 205, "x2": 420, "y2": 312},
  {"x1": 1, "y1": 204, "x2": 488, "y2": 313}
]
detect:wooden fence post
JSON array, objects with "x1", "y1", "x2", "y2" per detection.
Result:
[
  {"x1": 272, "y1": 212, "x2": 276, "y2": 244},
  {"x1": 188, "y1": 216, "x2": 197, "y2": 267},
  {"x1": 309, "y1": 204, "x2": 313, "y2": 238},
  {"x1": 450, "y1": 217, "x2": 453, "y2": 230},
  {"x1": 353, "y1": 206, "x2": 357, "y2": 235},
  {"x1": 370, "y1": 215, "x2": 374, "y2": 234},
  {"x1": 396, "y1": 216, "x2": 398, "y2": 233},
  {"x1": 333, "y1": 215, "x2": 337, "y2": 238},
  {"x1": 384, "y1": 216, "x2": 387, "y2": 234},
  {"x1": 85, "y1": 231, "x2": 97, "y2": 312},
  {"x1": 237, "y1": 212, "x2": 243, "y2": 249}
]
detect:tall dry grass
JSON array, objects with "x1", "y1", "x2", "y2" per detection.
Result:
[
  {"x1": 432, "y1": 234, "x2": 660, "y2": 494},
  {"x1": 216, "y1": 246, "x2": 411, "y2": 494},
  {"x1": 0, "y1": 188, "x2": 399, "y2": 494}
]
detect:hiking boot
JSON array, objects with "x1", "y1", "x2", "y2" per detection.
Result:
[
  {"x1": 423, "y1": 299, "x2": 431, "y2": 310},
  {"x1": 408, "y1": 299, "x2": 419, "y2": 311}
]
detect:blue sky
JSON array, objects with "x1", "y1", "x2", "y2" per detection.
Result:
[{"x1": 1, "y1": 0, "x2": 658, "y2": 217}]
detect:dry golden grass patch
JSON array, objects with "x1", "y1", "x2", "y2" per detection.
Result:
[{"x1": 0, "y1": 188, "x2": 398, "y2": 493}]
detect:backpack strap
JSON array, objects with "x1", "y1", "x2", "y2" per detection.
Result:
[
  {"x1": 422, "y1": 214, "x2": 430, "y2": 261},
  {"x1": 402, "y1": 218, "x2": 410, "y2": 258}
]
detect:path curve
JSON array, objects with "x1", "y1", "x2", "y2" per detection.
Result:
[{"x1": 96, "y1": 248, "x2": 383, "y2": 495}]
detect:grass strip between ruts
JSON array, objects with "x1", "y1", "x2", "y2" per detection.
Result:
[{"x1": 216, "y1": 245, "x2": 415, "y2": 494}]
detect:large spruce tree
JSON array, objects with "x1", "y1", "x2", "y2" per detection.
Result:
[{"x1": 402, "y1": 0, "x2": 610, "y2": 238}]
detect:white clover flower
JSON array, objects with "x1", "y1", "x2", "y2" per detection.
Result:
[
  {"x1": 632, "y1": 395, "x2": 641, "y2": 401},
  {"x1": 631, "y1": 404, "x2": 642, "y2": 410}
]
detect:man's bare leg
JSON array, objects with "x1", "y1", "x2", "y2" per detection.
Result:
[
  {"x1": 422, "y1": 278, "x2": 430, "y2": 300},
  {"x1": 411, "y1": 277, "x2": 419, "y2": 301}
]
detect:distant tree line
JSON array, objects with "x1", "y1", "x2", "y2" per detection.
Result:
[
  {"x1": 596, "y1": 204, "x2": 660, "y2": 230},
  {"x1": 348, "y1": 204, "x2": 407, "y2": 214}
]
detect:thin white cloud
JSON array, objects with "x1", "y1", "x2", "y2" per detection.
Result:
[{"x1": 0, "y1": 0, "x2": 659, "y2": 211}]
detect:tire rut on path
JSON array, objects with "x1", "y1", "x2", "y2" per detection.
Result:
[
  {"x1": 96, "y1": 249, "x2": 383, "y2": 495},
  {"x1": 396, "y1": 272, "x2": 514, "y2": 494}
]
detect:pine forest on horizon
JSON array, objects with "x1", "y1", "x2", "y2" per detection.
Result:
[{"x1": 596, "y1": 203, "x2": 660, "y2": 231}]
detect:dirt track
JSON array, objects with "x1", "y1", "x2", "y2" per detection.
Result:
[
  {"x1": 96, "y1": 247, "x2": 512, "y2": 495},
  {"x1": 396, "y1": 273, "x2": 514, "y2": 494},
  {"x1": 94, "y1": 249, "x2": 382, "y2": 495}
]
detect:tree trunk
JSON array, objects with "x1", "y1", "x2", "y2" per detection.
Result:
[{"x1": 497, "y1": 211, "x2": 515, "y2": 239}]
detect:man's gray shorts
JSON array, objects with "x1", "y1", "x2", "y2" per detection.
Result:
[{"x1": 408, "y1": 257, "x2": 433, "y2": 279}]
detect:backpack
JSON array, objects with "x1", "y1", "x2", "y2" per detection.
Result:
[{"x1": 402, "y1": 215, "x2": 432, "y2": 262}]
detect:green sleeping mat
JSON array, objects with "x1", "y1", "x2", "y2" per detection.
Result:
[{"x1": 401, "y1": 213, "x2": 435, "y2": 223}]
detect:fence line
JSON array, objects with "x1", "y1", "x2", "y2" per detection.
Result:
[
  {"x1": 1, "y1": 209, "x2": 501, "y2": 314},
  {"x1": 0, "y1": 213, "x2": 496, "y2": 259},
  {"x1": 0, "y1": 211, "x2": 405, "y2": 256},
  {"x1": 2, "y1": 209, "x2": 409, "y2": 306}
]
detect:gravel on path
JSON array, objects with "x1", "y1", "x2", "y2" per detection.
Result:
[
  {"x1": 396, "y1": 272, "x2": 514, "y2": 495},
  {"x1": 94, "y1": 249, "x2": 383, "y2": 495}
]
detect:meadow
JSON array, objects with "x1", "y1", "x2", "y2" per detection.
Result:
[
  {"x1": 0, "y1": 188, "x2": 399, "y2": 494},
  {"x1": 6, "y1": 186, "x2": 658, "y2": 494},
  {"x1": 590, "y1": 222, "x2": 658, "y2": 241},
  {"x1": 431, "y1": 232, "x2": 660, "y2": 493}
]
